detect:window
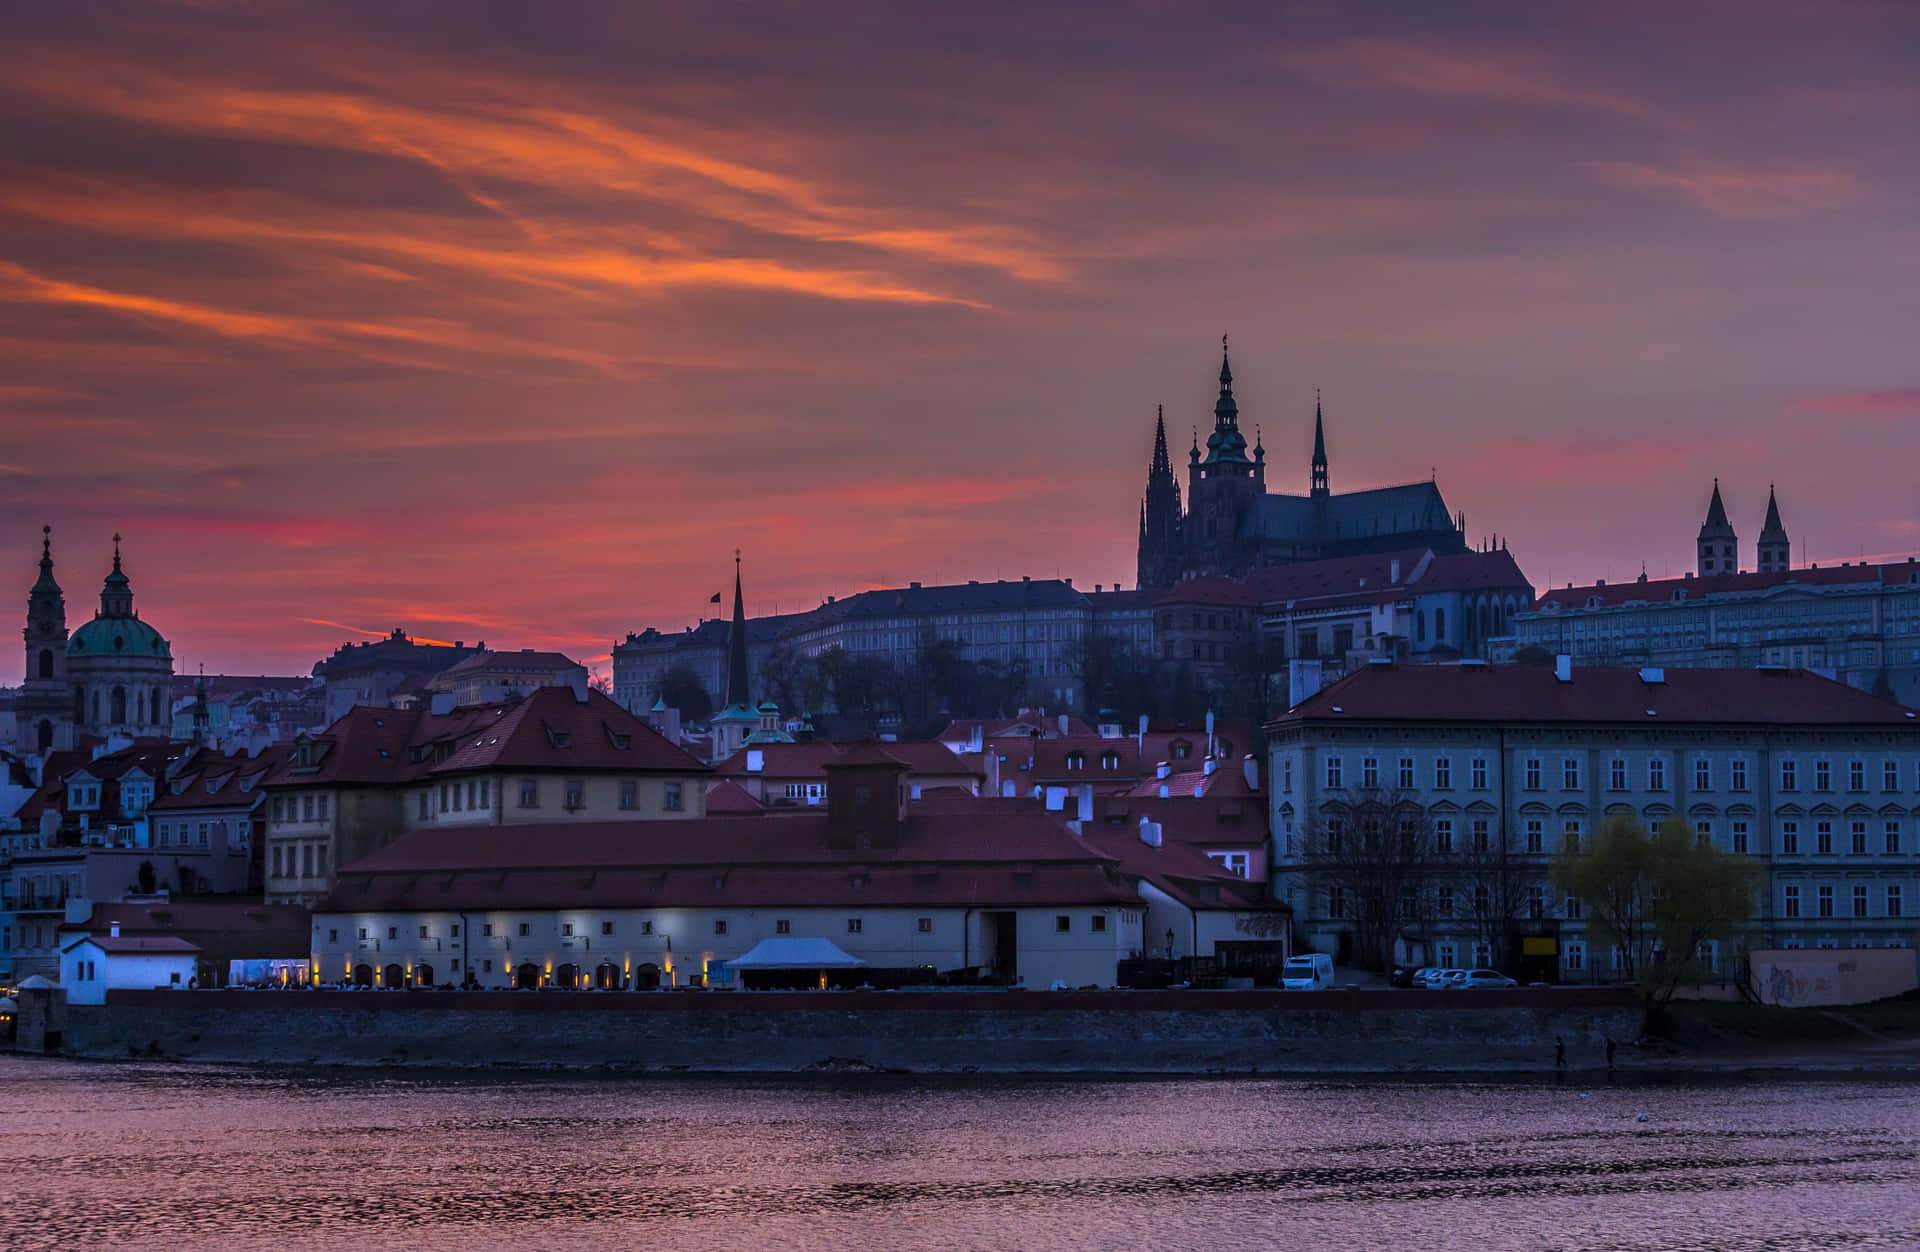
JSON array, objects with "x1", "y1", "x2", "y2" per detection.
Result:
[
  {"x1": 775, "y1": 919, "x2": 791, "y2": 935},
  {"x1": 273, "y1": 796, "x2": 285, "y2": 822},
  {"x1": 1817, "y1": 884, "x2": 1834, "y2": 918},
  {"x1": 447, "y1": 783, "x2": 458, "y2": 813},
  {"x1": 1731, "y1": 820, "x2": 1749, "y2": 855},
  {"x1": 418, "y1": 793, "x2": 429, "y2": 820},
  {"x1": 1437, "y1": 885, "x2": 1454, "y2": 916},
  {"x1": 1471, "y1": 818, "x2": 1490, "y2": 854},
  {"x1": 1362, "y1": 757, "x2": 1378, "y2": 789},
  {"x1": 1780, "y1": 760, "x2": 1797, "y2": 792},
  {"x1": 1849, "y1": 760, "x2": 1865, "y2": 792},
  {"x1": 1564, "y1": 942, "x2": 1585, "y2": 972},
  {"x1": 483, "y1": 960, "x2": 493, "y2": 973},
  {"x1": 1435, "y1": 757, "x2": 1452, "y2": 790},
  {"x1": 564, "y1": 780, "x2": 584, "y2": 810},
  {"x1": 1782, "y1": 822, "x2": 1799, "y2": 854},
  {"x1": 1525, "y1": 819, "x2": 1543, "y2": 854},
  {"x1": 302, "y1": 795, "x2": 315, "y2": 821},
  {"x1": 302, "y1": 845, "x2": 314, "y2": 877},
  {"x1": 601, "y1": 922, "x2": 613, "y2": 936},
  {"x1": 358, "y1": 927, "x2": 368, "y2": 940},
  {"x1": 1528, "y1": 884, "x2": 1545, "y2": 920},
  {"x1": 1784, "y1": 885, "x2": 1800, "y2": 918},
  {"x1": 1816, "y1": 821, "x2": 1833, "y2": 855},
  {"x1": 1731, "y1": 759, "x2": 1748, "y2": 791},
  {"x1": 1694, "y1": 758, "x2": 1712, "y2": 791},
  {"x1": 1432, "y1": 817, "x2": 1453, "y2": 854},
  {"x1": 617, "y1": 780, "x2": 637, "y2": 810},
  {"x1": 1851, "y1": 821, "x2": 1868, "y2": 855},
  {"x1": 1853, "y1": 885, "x2": 1869, "y2": 918},
  {"x1": 562, "y1": 922, "x2": 574, "y2": 937},
  {"x1": 1327, "y1": 886, "x2": 1346, "y2": 919},
  {"x1": 271, "y1": 845, "x2": 283, "y2": 877},
  {"x1": 1055, "y1": 915, "x2": 1071, "y2": 933},
  {"x1": 917, "y1": 917, "x2": 934, "y2": 934},
  {"x1": 1326, "y1": 757, "x2": 1343, "y2": 790},
  {"x1": 1886, "y1": 821, "x2": 1902, "y2": 854},
  {"x1": 519, "y1": 779, "x2": 538, "y2": 808},
  {"x1": 1563, "y1": 757, "x2": 1581, "y2": 790},
  {"x1": 483, "y1": 923, "x2": 494, "y2": 937},
  {"x1": 1562, "y1": 819, "x2": 1582, "y2": 853},
  {"x1": 1398, "y1": 758, "x2": 1415, "y2": 789},
  {"x1": 664, "y1": 783, "x2": 684, "y2": 812},
  {"x1": 1281, "y1": 760, "x2": 1293, "y2": 793},
  {"x1": 387, "y1": 927, "x2": 398, "y2": 940},
  {"x1": 1887, "y1": 761, "x2": 1901, "y2": 793},
  {"x1": 846, "y1": 918, "x2": 863, "y2": 934},
  {"x1": 1648, "y1": 759, "x2": 1666, "y2": 791},
  {"x1": 1471, "y1": 759, "x2": 1488, "y2": 791},
  {"x1": 641, "y1": 920, "x2": 653, "y2": 935},
  {"x1": 419, "y1": 925, "x2": 429, "y2": 938},
  {"x1": 714, "y1": 920, "x2": 727, "y2": 936},
  {"x1": 1525, "y1": 759, "x2": 1542, "y2": 791},
  {"x1": 1609, "y1": 758, "x2": 1627, "y2": 791},
  {"x1": 1090, "y1": 915, "x2": 1107, "y2": 933},
  {"x1": 1695, "y1": 820, "x2": 1713, "y2": 849},
  {"x1": 1565, "y1": 894, "x2": 1583, "y2": 920},
  {"x1": 317, "y1": 794, "x2": 329, "y2": 820},
  {"x1": 450, "y1": 925, "x2": 460, "y2": 938},
  {"x1": 478, "y1": 779, "x2": 489, "y2": 808},
  {"x1": 1815, "y1": 760, "x2": 1831, "y2": 792},
  {"x1": 1890, "y1": 885, "x2": 1904, "y2": 919},
  {"x1": 518, "y1": 923, "x2": 530, "y2": 937}
]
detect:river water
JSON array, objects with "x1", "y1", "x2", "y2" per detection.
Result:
[{"x1": 5, "y1": 1058, "x2": 1918, "y2": 1251}]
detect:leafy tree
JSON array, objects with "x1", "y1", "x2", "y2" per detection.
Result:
[
  {"x1": 657, "y1": 664, "x2": 714, "y2": 724},
  {"x1": 1553, "y1": 813, "x2": 1757, "y2": 1012},
  {"x1": 136, "y1": 860, "x2": 156, "y2": 895},
  {"x1": 1510, "y1": 645, "x2": 1557, "y2": 668}
]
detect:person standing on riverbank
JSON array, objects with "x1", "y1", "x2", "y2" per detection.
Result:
[{"x1": 1555, "y1": 1036, "x2": 1567, "y2": 1070}]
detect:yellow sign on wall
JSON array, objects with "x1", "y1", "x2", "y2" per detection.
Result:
[{"x1": 1521, "y1": 937, "x2": 1558, "y2": 956}]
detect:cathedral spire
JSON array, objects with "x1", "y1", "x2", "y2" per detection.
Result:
[
  {"x1": 1213, "y1": 334, "x2": 1237, "y2": 428},
  {"x1": 1149, "y1": 404, "x2": 1171, "y2": 476},
  {"x1": 1310, "y1": 391, "x2": 1330, "y2": 500},
  {"x1": 32, "y1": 524, "x2": 59, "y2": 596},
  {"x1": 1757, "y1": 482, "x2": 1790, "y2": 573},
  {"x1": 724, "y1": 549, "x2": 750, "y2": 709},
  {"x1": 100, "y1": 531, "x2": 135, "y2": 617},
  {"x1": 1696, "y1": 479, "x2": 1737, "y2": 577}
]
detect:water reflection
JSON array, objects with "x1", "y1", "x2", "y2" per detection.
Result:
[{"x1": 5, "y1": 1060, "x2": 1917, "y2": 1251}]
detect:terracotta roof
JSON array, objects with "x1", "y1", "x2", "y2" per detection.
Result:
[
  {"x1": 1534, "y1": 560, "x2": 1919, "y2": 611},
  {"x1": 150, "y1": 744, "x2": 290, "y2": 812},
  {"x1": 266, "y1": 687, "x2": 706, "y2": 789},
  {"x1": 986, "y1": 736, "x2": 1145, "y2": 787},
  {"x1": 937, "y1": 714, "x2": 1097, "y2": 742},
  {"x1": 65, "y1": 901, "x2": 310, "y2": 962},
  {"x1": 716, "y1": 740, "x2": 981, "y2": 780},
  {"x1": 703, "y1": 779, "x2": 766, "y2": 814},
  {"x1": 1076, "y1": 828, "x2": 1269, "y2": 911},
  {"x1": 1094, "y1": 793, "x2": 1266, "y2": 849},
  {"x1": 437, "y1": 649, "x2": 582, "y2": 677},
  {"x1": 1275, "y1": 663, "x2": 1920, "y2": 728},
  {"x1": 1419, "y1": 549, "x2": 1532, "y2": 593}
]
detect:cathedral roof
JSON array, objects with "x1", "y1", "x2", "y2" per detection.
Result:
[
  {"x1": 1759, "y1": 485, "x2": 1788, "y2": 542},
  {"x1": 68, "y1": 613, "x2": 171, "y2": 661},
  {"x1": 1252, "y1": 481, "x2": 1455, "y2": 545}
]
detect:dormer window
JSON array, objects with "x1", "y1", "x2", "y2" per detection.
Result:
[
  {"x1": 1065, "y1": 752, "x2": 1085, "y2": 772},
  {"x1": 1100, "y1": 752, "x2": 1120, "y2": 770},
  {"x1": 1171, "y1": 739, "x2": 1192, "y2": 761}
]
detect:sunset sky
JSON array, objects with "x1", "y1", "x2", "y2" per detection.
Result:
[{"x1": 3, "y1": 2, "x2": 1916, "y2": 684}]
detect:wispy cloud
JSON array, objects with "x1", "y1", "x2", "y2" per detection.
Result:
[{"x1": 1583, "y1": 161, "x2": 1866, "y2": 221}]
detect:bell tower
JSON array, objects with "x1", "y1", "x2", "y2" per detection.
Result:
[
  {"x1": 1696, "y1": 479, "x2": 1738, "y2": 577},
  {"x1": 20, "y1": 525, "x2": 72, "y2": 753}
]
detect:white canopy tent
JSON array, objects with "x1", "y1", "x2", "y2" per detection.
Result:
[{"x1": 722, "y1": 938, "x2": 868, "y2": 970}]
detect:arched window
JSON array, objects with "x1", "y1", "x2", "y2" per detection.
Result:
[
  {"x1": 135, "y1": 690, "x2": 146, "y2": 724},
  {"x1": 111, "y1": 686, "x2": 127, "y2": 724},
  {"x1": 1435, "y1": 608, "x2": 1446, "y2": 639},
  {"x1": 37, "y1": 648, "x2": 53, "y2": 679},
  {"x1": 36, "y1": 719, "x2": 52, "y2": 752},
  {"x1": 90, "y1": 689, "x2": 100, "y2": 722},
  {"x1": 152, "y1": 688, "x2": 164, "y2": 725},
  {"x1": 1416, "y1": 610, "x2": 1426, "y2": 643}
]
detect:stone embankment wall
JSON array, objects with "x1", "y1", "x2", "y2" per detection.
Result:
[{"x1": 62, "y1": 987, "x2": 1640, "y2": 1073}]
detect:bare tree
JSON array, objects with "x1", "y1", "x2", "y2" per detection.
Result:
[
  {"x1": 1448, "y1": 825, "x2": 1530, "y2": 970},
  {"x1": 1301, "y1": 789, "x2": 1443, "y2": 972}
]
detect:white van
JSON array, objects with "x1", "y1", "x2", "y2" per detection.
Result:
[{"x1": 1279, "y1": 953, "x2": 1335, "y2": 990}]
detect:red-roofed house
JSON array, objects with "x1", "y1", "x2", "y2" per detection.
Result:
[
  {"x1": 424, "y1": 649, "x2": 590, "y2": 706},
  {"x1": 262, "y1": 686, "x2": 710, "y2": 907},
  {"x1": 1268, "y1": 661, "x2": 1920, "y2": 977},
  {"x1": 315, "y1": 749, "x2": 1285, "y2": 991},
  {"x1": 714, "y1": 740, "x2": 988, "y2": 807}
]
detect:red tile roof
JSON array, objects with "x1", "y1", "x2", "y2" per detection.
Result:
[
  {"x1": 1535, "y1": 560, "x2": 1917, "y2": 611},
  {"x1": 703, "y1": 779, "x2": 766, "y2": 814},
  {"x1": 985, "y1": 735, "x2": 1145, "y2": 787},
  {"x1": 1275, "y1": 663, "x2": 1920, "y2": 728},
  {"x1": 150, "y1": 744, "x2": 290, "y2": 813},
  {"x1": 67, "y1": 934, "x2": 200, "y2": 955},
  {"x1": 266, "y1": 687, "x2": 706, "y2": 788},
  {"x1": 66, "y1": 901, "x2": 310, "y2": 962},
  {"x1": 714, "y1": 740, "x2": 981, "y2": 780},
  {"x1": 437, "y1": 649, "x2": 583, "y2": 677}
]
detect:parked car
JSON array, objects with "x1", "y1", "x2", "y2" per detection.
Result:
[
  {"x1": 1462, "y1": 969, "x2": 1518, "y2": 988},
  {"x1": 1280, "y1": 953, "x2": 1336, "y2": 990},
  {"x1": 1389, "y1": 965, "x2": 1420, "y2": 988},
  {"x1": 1421, "y1": 968, "x2": 1468, "y2": 989}
]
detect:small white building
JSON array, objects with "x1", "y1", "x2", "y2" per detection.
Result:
[{"x1": 59, "y1": 931, "x2": 200, "y2": 1004}]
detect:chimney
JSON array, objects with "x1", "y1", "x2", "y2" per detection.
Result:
[
  {"x1": 1139, "y1": 815, "x2": 1162, "y2": 848},
  {"x1": 429, "y1": 692, "x2": 456, "y2": 716},
  {"x1": 745, "y1": 748, "x2": 763, "y2": 773},
  {"x1": 1554, "y1": 654, "x2": 1573, "y2": 683},
  {"x1": 1202, "y1": 757, "x2": 1217, "y2": 776},
  {"x1": 1077, "y1": 784, "x2": 1093, "y2": 825},
  {"x1": 568, "y1": 670, "x2": 590, "y2": 703},
  {"x1": 110, "y1": 921, "x2": 121, "y2": 938},
  {"x1": 1058, "y1": 713, "x2": 1069, "y2": 737},
  {"x1": 1390, "y1": 558, "x2": 1401, "y2": 582},
  {"x1": 1156, "y1": 761, "x2": 1170, "y2": 780},
  {"x1": 968, "y1": 724, "x2": 983, "y2": 754},
  {"x1": 1158, "y1": 783, "x2": 1170, "y2": 800},
  {"x1": 1137, "y1": 713, "x2": 1148, "y2": 755},
  {"x1": 1243, "y1": 754, "x2": 1259, "y2": 792},
  {"x1": 1045, "y1": 785, "x2": 1066, "y2": 812}
]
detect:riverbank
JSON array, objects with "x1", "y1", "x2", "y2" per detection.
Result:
[
  {"x1": 53, "y1": 986, "x2": 1643, "y2": 1074},
  {"x1": 1636, "y1": 994, "x2": 1920, "y2": 1074}
]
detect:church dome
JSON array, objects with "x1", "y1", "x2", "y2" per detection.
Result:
[{"x1": 69, "y1": 614, "x2": 172, "y2": 660}]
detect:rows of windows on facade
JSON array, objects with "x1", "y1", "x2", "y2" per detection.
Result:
[{"x1": 17, "y1": 529, "x2": 176, "y2": 754}]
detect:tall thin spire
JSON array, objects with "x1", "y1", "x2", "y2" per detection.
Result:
[
  {"x1": 1149, "y1": 404, "x2": 1170, "y2": 475},
  {"x1": 1310, "y1": 390, "x2": 1330, "y2": 500},
  {"x1": 32, "y1": 524, "x2": 59, "y2": 595},
  {"x1": 1757, "y1": 483, "x2": 1790, "y2": 572},
  {"x1": 724, "y1": 549, "x2": 750, "y2": 709}
]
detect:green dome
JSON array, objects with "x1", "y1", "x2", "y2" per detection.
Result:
[{"x1": 68, "y1": 614, "x2": 171, "y2": 660}]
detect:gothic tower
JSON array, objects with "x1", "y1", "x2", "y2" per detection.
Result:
[
  {"x1": 1135, "y1": 405, "x2": 1183, "y2": 590},
  {"x1": 1696, "y1": 479, "x2": 1738, "y2": 577},
  {"x1": 1756, "y1": 485, "x2": 1790, "y2": 573},
  {"x1": 1183, "y1": 337, "x2": 1261, "y2": 578},
  {"x1": 19, "y1": 525, "x2": 71, "y2": 753},
  {"x1": 1310, "y1": 393, "x2": 1330, "y2": 501}
]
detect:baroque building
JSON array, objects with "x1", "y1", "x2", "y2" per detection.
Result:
[
  {"x1": 1135, "y1": 342, "x2": 1468, "y2": 589},
  {"x1": 65, "y1": 535, "x2": 174, "y2": 741},
  {"x1": 18, "y1": 527, "x2": 70, "y2": 752}
]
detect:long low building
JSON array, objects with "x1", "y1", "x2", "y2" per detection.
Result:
[{"x1": 314, "y1": 745, "x2": 1281, "y2": 990}]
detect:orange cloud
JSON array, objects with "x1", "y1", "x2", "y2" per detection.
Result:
[{"x1": 1583, "y1": 161, "x2": 1866, "y2": 221}]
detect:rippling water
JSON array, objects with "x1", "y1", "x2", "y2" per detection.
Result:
[{"x1": 5, "y1": 1058, "x2": 1918, "y2": 1250}]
